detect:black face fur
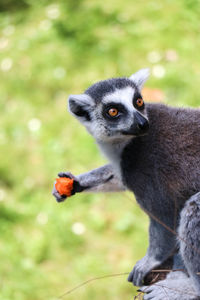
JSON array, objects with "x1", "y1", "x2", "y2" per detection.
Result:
[{"x1": 85, "y1": 77, "x2": 137, "y2": 104}]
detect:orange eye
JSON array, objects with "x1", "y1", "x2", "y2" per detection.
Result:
[
  {"x1": 108, "y1": 108, "x2": 118, "y2": 117},
  {"x1": 136, "y1": 98, "x2": 144, "y2": 107}
]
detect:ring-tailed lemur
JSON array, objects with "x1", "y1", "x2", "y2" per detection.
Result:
[{"x1": 52, "y1": 69, "x2": 200, "y2": 299}]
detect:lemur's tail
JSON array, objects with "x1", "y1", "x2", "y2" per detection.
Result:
[{"x1": 178, "y1": 192, "x2": 200, "y2": 296}]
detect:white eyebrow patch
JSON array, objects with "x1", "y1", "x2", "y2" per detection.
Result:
[{"x1": 102, "y1": 87, "x2": 136, "y2": 110}]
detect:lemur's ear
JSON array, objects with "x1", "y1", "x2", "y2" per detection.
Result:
[
  {"x1": 68, "y1": 94, "x2": 92, "y2": 121},
  {"x1": 129, "y1": 68, "x2": 150, "y2": 90}
]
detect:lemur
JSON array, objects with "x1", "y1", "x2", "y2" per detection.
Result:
[{"x1": 52, "y1": 69, "x2": 200, "y2": 299}]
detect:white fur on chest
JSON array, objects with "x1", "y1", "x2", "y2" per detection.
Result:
[{"x1": 98, "y1": 140, "x2": 129, "y2": 177}]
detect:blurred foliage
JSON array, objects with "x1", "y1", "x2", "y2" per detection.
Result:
[
  {"x1": 0, "y1": 0, "x2": 200, "y2": 299},
  {"x1": 0, "y1": 0, "x2": 29, "y2": 13}
]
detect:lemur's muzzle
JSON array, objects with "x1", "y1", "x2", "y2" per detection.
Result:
[
  {"x1": 135, "y1": 111, "x2": 149, "y2": 133},
  {"x1": 122, "y1": 111, "x2": 149, "y2": 136}
]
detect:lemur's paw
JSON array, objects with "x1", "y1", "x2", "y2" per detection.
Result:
[
  {"x1": 128, "y1": 256, "x2": 160, "y2": 286},
  {"x1": 58, "y1": 172, "x2": 85, "y2": 194},
  {"x1": 52, "y1": 180, "x2": 66, "y2": 202},
  {"x1": 52, "y1": 172, "x2": 84, "y2": 202},
  {"x1": 141, "y1": 285, "x2": 175, "y2": 300},
  {"x1": 128, "y1": 265, "x2": 147, "y2": 287},
  {"x1": 127, "y1": 262, "x2": 148, "y2": 286},
  {"x1": 140, "y1": 272, "x2": 197, "y2": 300},
  {"x1": 58, "y1": 172, "x2": 76, "y2": 180}
]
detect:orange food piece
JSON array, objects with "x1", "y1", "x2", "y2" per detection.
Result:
[{"x1": 55, "y1": 177, "x2": 74, "y2": 197}]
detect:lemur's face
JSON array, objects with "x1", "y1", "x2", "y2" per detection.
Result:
[{"x1": 68, "y1": 69, "x2": 150, "y2": 142}]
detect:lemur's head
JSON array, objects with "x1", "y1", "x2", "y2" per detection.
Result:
[{"x1": 68, "y1": 68, "x2": 150, "y2": 142}]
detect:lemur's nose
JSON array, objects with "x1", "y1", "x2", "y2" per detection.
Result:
[{"x1": 135, "y1": 112, "x2": 149, "y2": 132}]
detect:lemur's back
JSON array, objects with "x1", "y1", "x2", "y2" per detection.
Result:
[{"x1": 121, "y1": 103, "x2": 200, "y2": 215}]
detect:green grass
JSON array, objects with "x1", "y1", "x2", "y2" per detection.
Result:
[{"x1": 0, "y1": 0, "x2": 200, "y2": 299}]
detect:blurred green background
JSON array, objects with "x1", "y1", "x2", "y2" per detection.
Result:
[{"x1": 0, "y1": 0, "x2": 200, "y2": 299}]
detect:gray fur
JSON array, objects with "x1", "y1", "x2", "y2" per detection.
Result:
[
  {"x1": 52, "y1": 69, "x2": 200, "y2": 299},
  {"x1": 129, "y1": 68, "x2": 150, "y2": 90},
  {"x1": 121, "y1": 103, "x2": 200, "y2": 289},
  {"x1": 77, "y1": 164, "x2": 126, "y2": 193},
  {"x1": 141, "y1": 271, "x2": 198, "y2": 300},
  {"x1": 141, "y1": 193, "x2": 200, "y2": 299},
  {"x1": 178, "y1": 192, "x2": 200, "y2": 296}
]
